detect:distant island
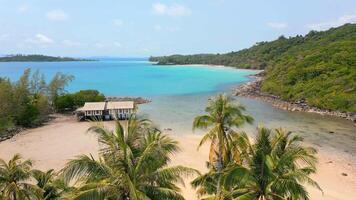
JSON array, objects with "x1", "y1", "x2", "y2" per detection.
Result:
[
  {"x1": 0, "y1": 54, "x2": 93, "y2": 62},
  {"x1": 150, "y1": 23, "x2": 356, "y2": 114}
]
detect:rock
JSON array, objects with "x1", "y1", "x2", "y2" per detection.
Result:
[
  {"x1": 351, "y1": 115, "x2": 356, "y2": 122},
  {"x1": 329, "y1": 131, "x2": 335, "y2": 134},
  {"x1": 342, "y1": 173, "x2": 348, "y2": 176},
  {"x1": 233, "y1": 78, "x2": 356, "y2": 122}
]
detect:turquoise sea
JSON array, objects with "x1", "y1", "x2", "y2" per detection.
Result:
[
  {"x1": 0, "y1": 59, "x2": 355, "y2": 155},
  {"x1": 0, "y1": 59, "x2": 254, "y2": 96}
]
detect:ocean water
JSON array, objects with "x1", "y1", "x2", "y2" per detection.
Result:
[
  {"x1": 0, "y1": 59, "x2": 355, "y2": 155},
  {"x1": 0, "y1": 60, "x2": 255, "y2": 96}
]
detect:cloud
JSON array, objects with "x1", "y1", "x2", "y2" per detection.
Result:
[
  {"x1": 26, "y1": 34, "x2": 54, "y2": 45},
  {"x1": 152, "y1": 3, "x2": 191, "y2": 17},
  {"x1": 307, "y1": 13, "x2": 356, "y2": 31},
  {"x1": 94, "y1": 43, "x2": 106, "y2": 48},
  {"x1": 167, "y1": 26, "x2": 180, "y2": 32},
  {"x1": 46, "y1": 9, "x2": 69, "y2": 21},
  {"x1": 114, "y1": 42, "x2": 122, "y2": 47},
  {"x1": 113, "y1": 19, "x2": 124, "y2": 27},
  {"x1": 93, "y1": 42, "x2": 122, "y2": 48},
  {"x1": 62, "y1": 40, "x2": 81, "y2": 47},
  {"x1": 267, "y1": 22, "x2": 288, "y2": 29},
  {"x1": 18, "y1": 4, "x2": 29, "y2": 13},
  {"x1": 154, "y1": 25, "x2": 162, "y2": 31}
]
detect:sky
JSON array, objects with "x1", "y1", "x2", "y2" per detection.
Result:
[{"x1": 0, "y1": 0, "x2": 356, "y2": 57}]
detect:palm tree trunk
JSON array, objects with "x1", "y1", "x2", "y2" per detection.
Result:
[
  {"x1": 216, "y1": 152, "x2": 222, "y2": 191},
  {"x1": 216, "y1": 127, "x2": 225, "y2": 196}
]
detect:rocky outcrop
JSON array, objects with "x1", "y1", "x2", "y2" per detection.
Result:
[{"x1": 234, "y1": 76, "x2": 356, "y2": 122}]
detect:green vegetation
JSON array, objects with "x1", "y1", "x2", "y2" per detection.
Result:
[
  {"x1": 0, "y1": 94, "x2": 321, "y2": 199},
  {"x1": 0, "y1": 54, "x2": 91, "y2": 62},
  {"x1": 0, "y1": 69, "x2": 74, "y2": 135},
  {"x1": 191, "y1": 94, "x2": 321, "y2": 199},
  {"x1": 192, "y1": 94, "x2": 253, "y2": 194},
  {"x1": 0, "y1": 69, "x2": 106, "y2": 135},
  {"x1": 62, "y1": 116, "x2": 198, "y2": 199},
  {"x1": 149, "y1": 34, "x2": 307, "y2": 70},
  {"x1": 262, "y1": 26, "x2": 356, "y2": 112},
  {"x1": 54, "y1": 90, "x2": 105, "y2": 112},
  {"x1": 150, "y1": 23, "x2": 356, "y2": 112},
  {"x1": 0, "y1": 154, "x2": 42, "y2": 199},
  {"x1": 0, "y1": 116, "x2": 198, "y2": 200}
]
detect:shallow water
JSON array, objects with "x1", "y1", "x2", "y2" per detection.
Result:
[
  {"x1": 0, "y1": 59, "x2": 355, "y2": 155},
  {"x1": 140, "y1": 91, "x2": 356, "y2": 155}
]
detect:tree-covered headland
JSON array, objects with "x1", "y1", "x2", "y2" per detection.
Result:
[
  {"x1": 150, "y1": 23, "x2": 356, "y2": 113},
  {"x1": 0, "y1": 54, "x2": 92, "y2": 62}
]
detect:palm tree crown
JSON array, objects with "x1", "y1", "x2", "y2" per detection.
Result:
[
  {"x1": 0, "y1": 154, "x2": 42, "y2": 200},
  {"x1": 192, "y1": 94, "x2": 253, "y2": 196},
  {"x1": 61, "y1": 115, "x2": 198, "y2": 200},
  {"x1": 194, "y1": 127, "x2": 322, "y2": 200}
]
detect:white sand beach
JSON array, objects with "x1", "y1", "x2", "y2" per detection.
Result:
[{"x1": 0, "y1": 115, "x2": 355, "y2": 200}]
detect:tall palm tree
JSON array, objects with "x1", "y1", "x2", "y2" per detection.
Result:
[
  {"x1": 222, "y1": 127, "x2": 322, "y2": 200},
  {"x1": 193, "y1": 94, "x2": 253, "y2": 195},
  {"x1": 0, "y1": 154, "x2": 42, "y2": 200},
  {"x1": 61, "y1": 115, "x2": 198, "y2": 200}
]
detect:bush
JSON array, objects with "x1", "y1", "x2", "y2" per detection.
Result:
[
  {"x1": 54, "y1": 90, "x2": 105, "y2": 112},
  {"x1": 16, "y1": 104, "x2": 40, "y2": 127},
  {"x1": 54, "y1": 94, "x2": 75, "y2": 112}
]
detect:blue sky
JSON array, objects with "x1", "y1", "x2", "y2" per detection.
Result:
[{"x1": 0, "y1": 0, "x2": 356, "y2": 57}]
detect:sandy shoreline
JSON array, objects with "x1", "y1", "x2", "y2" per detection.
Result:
[
  {"x1": 0, "y1": 115, "x2": 355, "y2": 199},
  {"x1": 152, "y1": 62, "x2": 263, "y2": 73}
]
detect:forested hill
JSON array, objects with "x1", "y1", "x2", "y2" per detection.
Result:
[
  {"x1": 150, "y1": 23, "x2": 356, "y2": 112},
  {"x1": 0, "y1": 54, "x2": 91, "y2": 62}
]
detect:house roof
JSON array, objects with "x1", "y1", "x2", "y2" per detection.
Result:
[
  {"x1": 107, "y1": 101, "x2": 135, "y2": 109},
  {"x1": 77, "y1": 102, "x2": 106, "y2": 111}
]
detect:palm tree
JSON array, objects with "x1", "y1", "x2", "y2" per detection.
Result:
[
  {"x1": 222, "y1": 127, "x2": 322, "y2": 200},
  {"x1": 191, "y1": 132, "x2": 253, "y2": 199},
  {"x1": 61, "y1": 115, "x2": 198, "y2": 200},
  {"x1": 32, "y1": 169, "x2": 73, "y2": 199},
  {"x1": 0, "y1": 154, "x2": 42, "y2": 200},
  {"x1": 192, "y1": 94, "x2": 253, "y2": 195}
]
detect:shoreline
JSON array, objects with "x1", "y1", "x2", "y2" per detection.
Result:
[
  {"x1": 155, "y1": 62, "x2": 355, "y2": 123},
  {"x1": 0, "y1": 97, "x2": 151, "y2": 142},
  {"x1": 234, "y1": 76, "x2": 356, "y2": 123},
  {"x1": 0, "y1": 114, "x2": 355, "y2": 200},
  {"x1": 152, "y1": 62, "x2": 263, "y2": 73}
]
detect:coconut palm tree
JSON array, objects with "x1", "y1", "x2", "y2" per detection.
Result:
[
  {"x1": 222, "y1": 127, "x2": 322, "y2": 200},
  {"x1": 191, "y1": 132, "x2": 253, "y2": 199},
  {"x1": 192, "y1": 94, "x2": 253, "y2": 195},
  {"x1": 0, "y1": 154, "x2": 42, "y2": 200},
  {"x1": 32, "y1": 169, "x2": 73, "y2": 200},
  {"x1": 61, "y1": 115, "x2": 198, "y2": 200}
]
